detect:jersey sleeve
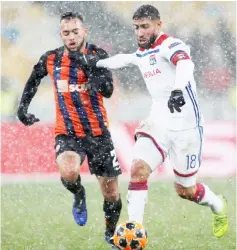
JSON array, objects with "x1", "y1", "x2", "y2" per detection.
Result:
[
  {"x1": 18, "y1": 53, "x2": 48, "y2": 113},
  {"x1": 96, "y1": 53, "x2": 137, "y2": 69},
  {"x1": 162, "y1": 38, "x2": 191, "y2": 66},
  {"x1": 33, "y1": 53, "x2": 48, "y2": 77}
]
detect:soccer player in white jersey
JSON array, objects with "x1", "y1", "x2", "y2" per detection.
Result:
[{"x1": 73, "y1": 4, "x2": 228, "y2": 239}]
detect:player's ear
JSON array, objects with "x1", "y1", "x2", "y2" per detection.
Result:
[
  {"x1": 59, "y1": 26, "x2": 64, "y2": 39},
  {"x1": 158, "y1": 20, "x2": 162, "y2": 28}
]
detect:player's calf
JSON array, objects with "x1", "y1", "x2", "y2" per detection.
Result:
[
  {"x1": 98, "y1": 177, "x2": 122, "y2": 239},
  {"x1": 127, "y1": 160, "x2": 151, "y2": 224},
  {"x1": 104, "y1": 197, "x2": 122, "y2": 234},
  {"x1": 174, "y1": 181, "x2": 228, "y2": 237},
  {"x1": 174, "y1": 181, "x2": 226, "y2": 211},
  {"x1": 100, "y1": 177, "x2": 120, "y2": 202},
  {"x1": 104, "y1": 195, "x2": 122, "y2": 248},
  {"x1": 174, "y1": 182, "x2": 222, "y2": 207},
  {"x1": 57, "y1": 151, "x2": 87, "y2": 226}
]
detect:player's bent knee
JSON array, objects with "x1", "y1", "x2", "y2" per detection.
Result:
[
  {"x1": 56, "y1": 151, "x2": 81, "y2": 169},
  {"x1": 174, "y1": 182, "x2": 196, "y2": 200},
  {"x1": 56, "y1": 151, "x2": 81, "y2": 181},
  {"x1": 131, "y1": 159, "x2": 151, "y2": 182},
  {"x1": 61, "y1": 171, "x2": 78, "y2": 182}
]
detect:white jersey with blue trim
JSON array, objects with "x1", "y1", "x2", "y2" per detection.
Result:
[{"x1": 97, "y1": 32, "x2": 204, "y2": 131}]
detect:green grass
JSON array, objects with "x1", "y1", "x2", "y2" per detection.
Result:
[{"x1": 2, "y1": 179, "x2": 236, "y2": 250}]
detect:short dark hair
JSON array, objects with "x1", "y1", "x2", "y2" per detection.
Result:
[
  {"x1": 60, "y1": 12, "x2": 84, "y2": 22},
  {"x1": 132, "y1": 5, "x2": 160, "y2": 20}
]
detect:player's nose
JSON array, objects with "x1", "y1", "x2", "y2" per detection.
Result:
[
  {"x1": 138, "y1": 30, "x2": 145, "y2": 37},
  {"x1": 68, "y1": 33, "x2": 75, "y2": 40}
]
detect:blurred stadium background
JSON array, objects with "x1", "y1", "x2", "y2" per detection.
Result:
[{"x1": 1, "y1": 2, "x2": 236, "y2": 250}]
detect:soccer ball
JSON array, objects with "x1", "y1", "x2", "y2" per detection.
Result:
[{"x1": 112, "y1": 221, "x2": 148, "y2": 250}]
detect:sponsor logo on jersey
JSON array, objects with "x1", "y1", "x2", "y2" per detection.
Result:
[
  {"x1": 168, "y1": 42, "x2": 181, "y2": 49},
  {"x1": 69, "y1": 84, "x2": 87, "y2": 92},
  {"x1": 143, "y1": 68, "x2": 161, "y2": 78},
  {"x1": 56, "y1": 80, "x2": 87, "y2": 92},
  {"x1": 56, "y1": 80, "x2": 68, "y2": 92},
  {"x1": 149, "y1": 54, "x2": 157, "y2": 65}
]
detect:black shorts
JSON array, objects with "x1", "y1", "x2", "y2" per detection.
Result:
[{"x1": 55, "y1": 131, "x2": 122, "y2": 177}]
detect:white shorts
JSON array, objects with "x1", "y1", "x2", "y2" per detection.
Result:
[{"x1": 133, "y1": 120, "x2": 203, "y2": 187}]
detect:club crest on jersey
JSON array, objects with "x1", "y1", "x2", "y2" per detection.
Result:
[{"x1": 149, "y1": 54, "x2": 157, "y2": 65}]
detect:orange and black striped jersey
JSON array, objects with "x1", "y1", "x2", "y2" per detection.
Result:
[{"x1": 21, "y1": 43, "x2": 113, "y2": 137}]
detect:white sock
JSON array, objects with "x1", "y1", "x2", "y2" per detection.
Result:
[
  {"x1": 195, "y1": 183, "x2": 224, "y2": 213},
  {"x1": 127, "y1": 181, "x2": 148, "y2": 224}
]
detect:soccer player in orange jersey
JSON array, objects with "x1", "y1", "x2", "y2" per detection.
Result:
[{"x1": 17, "y1": 12, "x2": 121, "y2": 249}]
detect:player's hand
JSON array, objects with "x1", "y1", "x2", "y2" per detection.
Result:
[
  {"x1": 168, "y1": 90, "x2": 185, "y2": 113},
  {"x1": 17, "y1": 109, "x2": 40, "y2": 126},
  {"x1": 68, "y1": 51, "x2": 100, "y2": 68},
  {"x1": 83, "y1": 53, "x2": 100, "y2": 68}
]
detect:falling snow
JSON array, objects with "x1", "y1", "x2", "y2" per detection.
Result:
[{"x1": 1, "y1": 2, "x2": 236, "y2": 250}]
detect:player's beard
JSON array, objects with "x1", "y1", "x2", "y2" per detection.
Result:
[
  {"x1": 65, "y1": 38, "x2": 85, "y2": 52},
  {"x1": 76, "y1": 38, "x2": 85, "y2": 52},
  {"x1": 138, "y1": 34, "x2": 157, "y2": 49}
]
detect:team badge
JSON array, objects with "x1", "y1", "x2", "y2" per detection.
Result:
[{"x1": 149, "y1": 54, "x2": 157, "y2": 65}]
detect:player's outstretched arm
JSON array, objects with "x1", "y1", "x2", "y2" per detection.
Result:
[
  {"x1": 69, "y1": 47, "x2": 128, "y2": 98},
  {"x1": 69, "y1": 50, "x2": 136, "y2": 70},
  {"x1": 17, "y1": 54, "x2": 48, "y2": 126},
  {"x1": 96, "y1": 53, "x2": 137, "y2": 69}
]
